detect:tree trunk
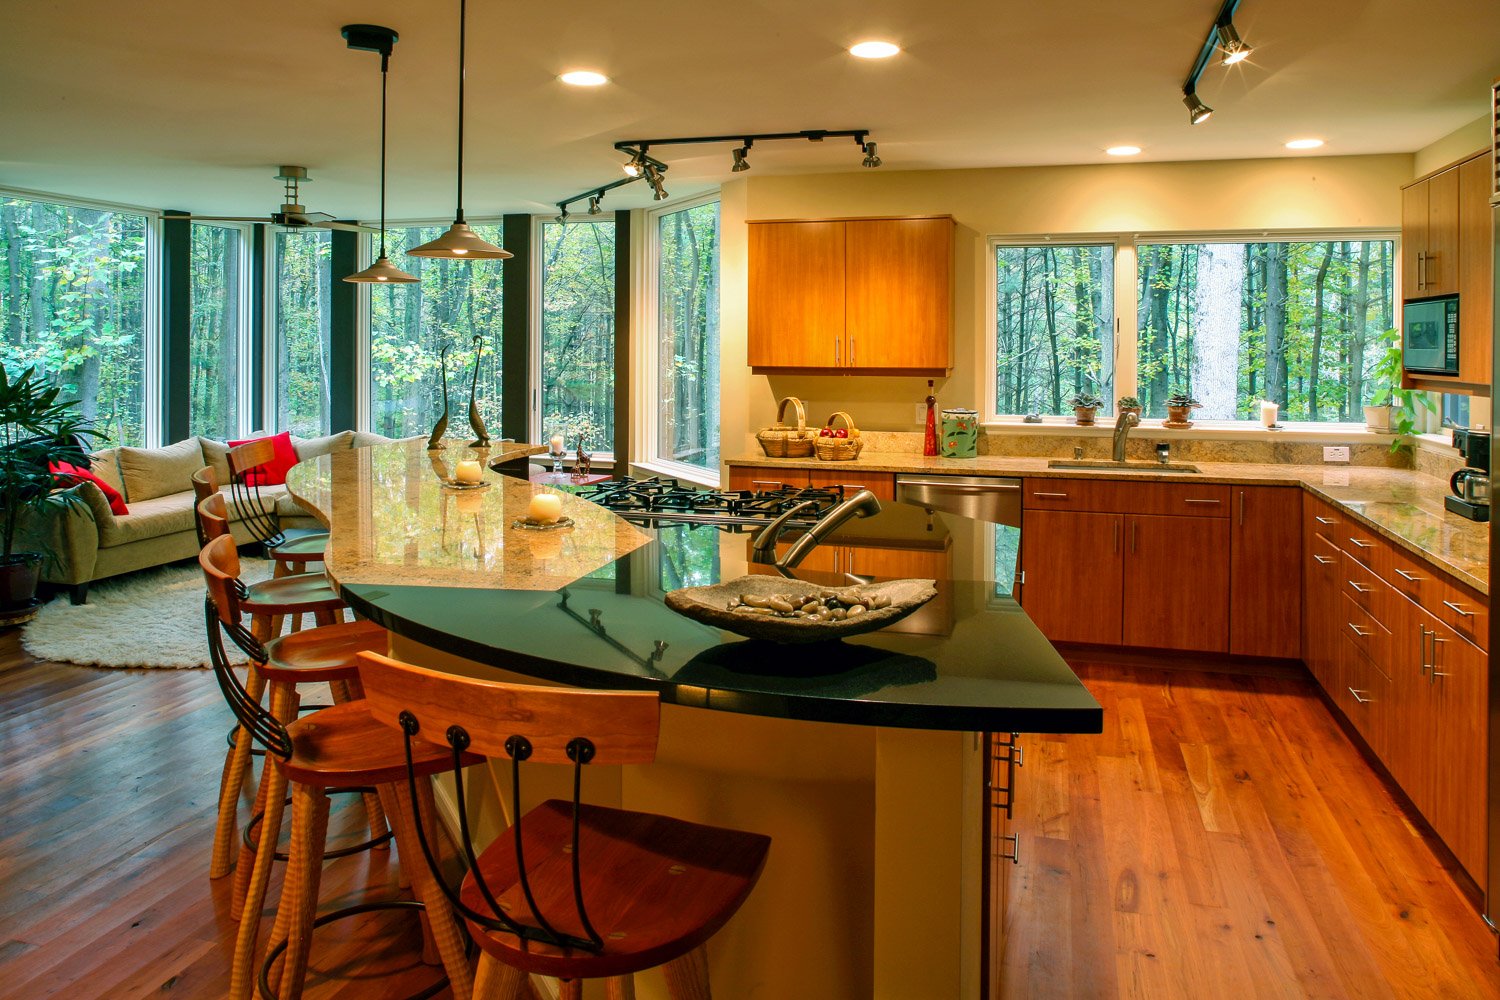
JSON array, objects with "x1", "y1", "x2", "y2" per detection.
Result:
[
  {"x1": 1309, "y1": 243, "x2": 1334, "y2": 421},
  {"x1": 1263, "y1": 242, "x2": 1289, "y2": 408},
  {"x1": 1190, "y1": 243, "x2": 1245, "y2": 419}
]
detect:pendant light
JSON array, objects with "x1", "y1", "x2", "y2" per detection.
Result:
[
  {"x1": 343, "y1": 25, "x2": 418, "y2": 283},
  {"x1": 408, "y1": 0, "x2": 510, "y2": 260}
]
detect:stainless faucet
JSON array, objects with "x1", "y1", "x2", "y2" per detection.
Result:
[
  {"x1": 1112, "y1": 410, "x2": 1139, "y2": 463},
  {"x1": 750, "y1": 489, "x2": 884, "y2": 575}
]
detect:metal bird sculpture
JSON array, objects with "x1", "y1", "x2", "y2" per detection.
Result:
[
  {"x1": 426, "y1": 343, "x2": 451, "y2": 450},
  {"x1": 466, "y1": 334, "x2": 491, "y2": 447}
]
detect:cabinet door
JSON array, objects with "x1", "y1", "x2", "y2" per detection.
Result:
[
  {"x1": 1401, "y1": 178, "x2": 1430, "y2": 295},
  {"x1": 1458, "y1": 153, "x2": 1493, "y2": 386},
  {"x1": 1019, "y1": 510, "x2": 1123, "y2": 645},
  {"x1": 1230, "y1": 486, "x2": 1302, "y2": 658},
  {"x1": 1426, "y1": 621, "x2": 1488, "y2": 882},
  {"x1": 1304, "y1": 532, "x2": 1341, "y2": 690},
  {"x1": 727, "y1": 465, "x2": 811, "y2": 491},
  {"x1": 1337, "y1": 629, "x2": 1393, "y2": 764},
  {"x1": 847, "y1": 545, "x2": 954, "y2": 635},
  {"x1": 1123, "y1": 514, "x2": 1229, "y2": 652},
  {"x1": 1425, "y1": 166, "x2": 1460, "y2": 296},
  {"x1": 748, "y1": 222, "x2": 845, "y2": 367},
  {"x1": 844, "y1": 218, "x2": 953, "y2": 370}
]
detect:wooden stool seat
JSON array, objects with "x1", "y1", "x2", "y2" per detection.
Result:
[
  {"x1": 261, "y1": 620, "x2": 387, "y2": 685},
  {"x1": 281, "y1": 702, "x2": 480, "y2": 787},
  {"x1": 240, "y1": 574, "x2": 344, "y2": 617},
  {"x1": 460, "y1": 799, "x2": 771, "y2": 981},
  {"x1": 266, "y1": 533, "x2": 328, "y2": 564}
]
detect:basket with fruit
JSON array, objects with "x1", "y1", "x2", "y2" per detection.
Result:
[{"x1": 813, "y1": 410, "x2": 863, "y2": 461}]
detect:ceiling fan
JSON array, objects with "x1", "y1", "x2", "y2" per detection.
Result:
[{"x1": 163, "y1": 166, "x2": 378, "y2": 232}]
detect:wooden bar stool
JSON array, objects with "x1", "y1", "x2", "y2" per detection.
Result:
[
  {"x1": 200, "y1": 537, "x2": 476, "y2": 1000},
  {"x1": 356, "y1": 650, "x2": 773, "y2": 1000},
  {"x1": 227, "y1": 438, "x2": 329, "y2": 578}
]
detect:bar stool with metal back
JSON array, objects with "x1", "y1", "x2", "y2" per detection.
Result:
[
  {"x1": 200, "y1": 534, "x2": 475, "y2": 1000},
  {"x1": 356, "y1": 650, "x2": 773, "y2": 1000},
  {"x1": 226, "y1": 438, "x2": 329, "y2": 578}
]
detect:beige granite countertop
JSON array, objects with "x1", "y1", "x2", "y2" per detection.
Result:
[
  {"x1": 287, "y1": 439, "x2": 650, "y2": 592},
  {"x1": 729, "y1": 452, "x2": 1490, "y2": 595}
]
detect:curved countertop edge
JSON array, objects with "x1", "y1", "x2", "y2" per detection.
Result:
[{"x1": 729, "y1": 453, "x2": 1488, "y2": 596}]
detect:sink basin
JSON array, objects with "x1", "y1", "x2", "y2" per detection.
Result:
[{"x1": 1046, "y1": 459, "x2": 1201, "y2": 474}]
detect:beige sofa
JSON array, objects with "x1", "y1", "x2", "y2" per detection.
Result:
[{"x1": 23, "y1": 430, "x2": 391, "y2": 604}]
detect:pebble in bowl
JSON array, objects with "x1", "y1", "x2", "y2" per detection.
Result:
[{"x1": 665, "y1": 575, "x2": 937, "y2": 644}]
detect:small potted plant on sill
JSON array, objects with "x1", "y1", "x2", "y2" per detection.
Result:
[
  {"x1": 1071, "y1": 392, "x2": 1102, "y2": 426},
  {"x1": 1116, "y1": 395, "x2": 1142, "y2": 420},
  {"x1": 0, "y1": 366, "x2": 98, "y2": 622},
  {"x1": 1366, "y1": 329, "x2": 1431, "y2": 447},
  {"x1": 1164, "y1": 389, "x2": 1201, "y2": 428}
]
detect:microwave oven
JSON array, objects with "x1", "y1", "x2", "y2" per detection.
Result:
[{"x1": 1402, "y1": 293, "x2": 1460, "y2": 376}]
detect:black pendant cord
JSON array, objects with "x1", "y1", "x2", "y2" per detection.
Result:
[
  {"x1": 455, "y1": 0, "x2": 466, "y2": 225},
  {"x1": 378, "y1": 53, "x2": 390, "y2": 259}
]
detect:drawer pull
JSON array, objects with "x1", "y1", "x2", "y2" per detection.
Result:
[
  {"x1": 1315, "y1": 516, "x2": 1337, "y2": 525},
  {"x1": 750, "y1": 480, "x2": 788, "y2": 490},
  {"x1": 1000, "y1": 832, "x2": 1021, "y2": 866},
  {"x1": 1347, "y1": 623, "x2": 1371, "y2": 638},
  {"x1": 1347, "y1": 580, "x2": 1372, "y2": 594},
  {"x1": 1032, "y1": 492, "x2": 1069, "y2": 499},
  {"x1": 1183, "y1": 498, "x2": 1221, "y2": 505},
  {"x1": 1312, "y1": 554, "x2": 1334, "y2": 565},
  {"x1": 1393, "y1": 568, "x2": 1422, "y2": 582},
  {"x1": 1442, "y1": 600, "x2": 1475, "y2": 619},
  {"x1": 1347, "y1": 687, "x2": 1371, "y2": 705},
  {"x1": 1348, "y1": 538, "x2": 1375, "y2": 549}
]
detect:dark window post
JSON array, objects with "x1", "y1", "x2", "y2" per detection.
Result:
[
  {"x1": 329, "y1": 228, "x2": 358, "y2": 432},
  {"x1": 500, "y1": 214, "x2": 531, "y2": 442},
  {"x1": 161, "y1": 212, "x2": 192, "y2": 443},
  {"x1": 612, "y1": 212, "x2": 631, "y2": 466}
]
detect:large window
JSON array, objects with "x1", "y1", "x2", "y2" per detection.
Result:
[
  {"x1": 539, "y1": 220, "x2": 615, "y2": 455},
  {"x1": 0, "y1": 194, "x2": 151, "y2": 446},
  {"x1": 189, "y1": 223, "x2": 247, "y2": 439},
  {"x1": 1136, "y1": 239, "x2": 1396, "y2": 421},
  {"x1": 368, "y1": 224, "x2": 504, "y2": 439},
  {"x1": 654, "y1": 201, "x2": 720, "y2": 471},
  {"x1": 994, "y1": 244, "x2": 1115, "y2": 417},
  {"x1": 270, "y1": 229, "x2": 332, "y2": 436}
]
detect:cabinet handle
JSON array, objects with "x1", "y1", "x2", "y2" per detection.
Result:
[
  {"x1": 1000, "y1": 832, "x2": 1021, "y2": 866},
  {"x1": 1347, "y1": 687, "x2": 1371, "y2": 705},
  {"x1": 1393, "y1": 568, "x2": 1422, "y2": 582},
  {"x1": 1347, "y1": 622, "x2": 1371, "y2": 638},
  {"x1": 1131, "y1": 519, "x2": 1137, "y2": 554},
  {"x1": 1238, "y1": 491, "x2": 1245, "y2": 526},
  {"x1": 834, "y1": 336, "x2": 841, "y2": 366},
  {"x1": 1348, "y1": 538, "x2": 1374, "y2": 549},
  {"x1": 1442, "y1": 600, "x2": 1475, "y2": 618},
  {"x1": 1347, "y1": 580, "x2": 1372, "y2": 594},
  {"x1": 1419, "y1": 625, "x2": 1431, "y2": 676},
  {"x1": 1113, "y1": 520, "x2": 1119, "y2": 554},
  {"x1": 1430, "y1": 634, "x2": 1450, "y2": 679},
  {"x1": 1417, "y1": 250, "x2": 1426, "y2": 291},
  {"x1": 1312, "y1": 554, "x2": 1334, "y2": 565},
  {"x1": 750, "y1": 480, "x2": 788, "y2": 491},
  {"x1": 850, "y1": 335, "x2": 856, "y2": 367},
  {"x1": 1314, "y1": 516, "x2": 1336, "y2": 525},
  {"x1": 1183, "y1": 498, "x2": 1221, "y2": 505},
  {"x1": 1032, "y1": 491, "x2": 1069, "y2": 499}
]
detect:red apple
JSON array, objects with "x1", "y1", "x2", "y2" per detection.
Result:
[
  {"x1": 819, "y1": 427, "x2": 832, "y2": 436},
  {"x1": 834, "y1": 428, "x2": 848, "y2": 438}
]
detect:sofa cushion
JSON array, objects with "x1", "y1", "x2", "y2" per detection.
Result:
[
  {"x1": 89, "y1": 447, "x2": 127, "y2": 499},
  {"x1": 98, "y1": 490, "x2": 197, "y2": 547},
  {"x1": 292, "y1": 430, "x2": 355, "y2": 460},
  {"x1": 197, "y1": 437, "x2": 232, "y2": 487},
  {"x1": 350, "y1": 430, "x2": 396, "y2": 448},
  {"x1": 228, "y1": 431, "x2": 300, "y2": 486},
  {"x1": 117, "y1": 438, "x2": 206, "y2": 503},
  {"x1": 51, "y1": 461, "x2": 128, "y2": 515}
]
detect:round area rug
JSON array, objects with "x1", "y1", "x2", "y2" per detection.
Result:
[{"x1": 22, "y1": 557, "x2": 275, "y2": 669}]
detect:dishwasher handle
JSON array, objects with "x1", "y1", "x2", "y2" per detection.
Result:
[{"x1": 896, "y1": 479, "x2": 1020, "y2": 491}]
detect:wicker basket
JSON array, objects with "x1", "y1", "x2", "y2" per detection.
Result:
[
  {"x1": 814, "y1": 411, "x2": 863, "y2": 461},
  {"x1": 756, "y1": 396, "x2": 815, "y2": 458}
]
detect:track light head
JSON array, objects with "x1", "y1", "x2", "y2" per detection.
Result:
[
  {"x1": 622, "y1": 147, "x2": 647, "y2": 177},
  {"x1": 1215, "y1": 21, "x2": 1252, "y2": 65},
  {"x1": 861, "y1": 141, "x2": 882, "y2": 168},
  {"x1": 643, "y1": 163, "x2": 669, "y2": 201},
  {"x1": 731, "y1": 146, "x2": 750, "y2": 172},
  {"x1": 587, "y1": 194, "x2": 602, "y2": 214},
  {"x1": 554, "y1": 207, "x2": 569, "y2": 225},
  {"x1": 1183, "y1": 90, "x2": 1213, "y2": 125}
]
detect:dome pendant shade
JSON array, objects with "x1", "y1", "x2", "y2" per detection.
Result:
[
  {"x1": 407, "y1": 221, "x2": 511, "y2": 259},
  {"x1": 344, "y1": 255, "x2": 420, "y2": 283}
]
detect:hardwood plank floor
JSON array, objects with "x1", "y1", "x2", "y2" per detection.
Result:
[{"x1": 1000, "y1": 660, "x2": 1500, "y2": 1000}]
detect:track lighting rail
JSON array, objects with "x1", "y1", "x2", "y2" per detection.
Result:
[
  {"x1": 1181, "y1": 0, "x2": 1252, "y2": 125},
  {"x1": 610, "y1": 129, "x2": 871, "y2": 152}
]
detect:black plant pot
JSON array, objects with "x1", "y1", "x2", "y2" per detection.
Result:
[{"x1": 0, "y1": 553, "x2": 42, "y2": 611}]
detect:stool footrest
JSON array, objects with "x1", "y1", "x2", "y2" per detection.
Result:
[
  {"x1": 257, "y1": 899, "x2": 462, "y2": 1000},
  {"x1": 243, "y1": 786, "x2": 393, "y2": 861}
]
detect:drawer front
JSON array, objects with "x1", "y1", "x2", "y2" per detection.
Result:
[
  {"x1": 1340, "y1": 523, "x2": 1391, "y2": 576},
  {"x1": 1341, "y1": 551, "x2": 1389, "y2": 627},
  {"x1": 1340, "y1": 592, "x2": 1391, "y2": 674},
  {"x1": 1434, "y1": 579, "x2": 1488, "y2": 652},
  {"x1": 1388, "y1": 545, "x2": 1439, "y2": 608},
  {"x1": 1304, "y1": 494, "x2": 1345, "y2": 542},
  {"x1": 1023, "y1": 478, "x2": 1229, "y2": 516},
  {"x1": 806, "y1": 469, "x2": 896, "y2": 501},
  {"x1": 728, "y1": 465, "x2": 812, "y2": 491}
]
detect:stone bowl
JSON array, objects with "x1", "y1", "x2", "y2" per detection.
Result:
[{"x1": 665, "y1": 575, "x2": 937, "y2": 644}]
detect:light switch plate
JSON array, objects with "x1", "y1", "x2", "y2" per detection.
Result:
[
  {"x1": 915, "y1": 403, "x2": 928, "y2": 424},
  {"x1": 1323, "y1": 445, "x2": 1351, "y2": 463}
]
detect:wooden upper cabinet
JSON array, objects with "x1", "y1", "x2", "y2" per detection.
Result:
[
  {"x1": 747, "y1": 222, "x2": 845, "y2": 367},
  {"x1": 844, "y1": 218, "x2": 954, "y2": 370},
  {"x1": 1424, "y1": 166, "x2": 1460, "y2": 297},
  {"x1": 1400, "y1": 181, "x2": 1429, "y2": 295},
  {"x1": 1457, "y1": 153, "x2": 1493, "y2": 384},
  {"x1": 747, "y1": 216, "x2": 953, "y2": 372}
]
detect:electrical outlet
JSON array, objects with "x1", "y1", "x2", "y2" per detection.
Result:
[
  {"x1": 1323, "y1": 446, "x2": 1351, "y2": 463},
  {"x1": 915, "y1": 403, "x2": 928, "y2": 424}
]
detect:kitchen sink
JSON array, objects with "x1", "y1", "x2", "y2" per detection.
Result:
[{"x1": 1046, "y1": 459, "x2": 1202, "y2": 474}]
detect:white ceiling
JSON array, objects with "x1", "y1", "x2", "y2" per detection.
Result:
[{"x1": 2, "y1": 0, "x2": 1497, "y2": 219}]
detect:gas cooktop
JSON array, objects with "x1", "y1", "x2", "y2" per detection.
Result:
[{"x1": 577, "y1": 476, "x2": 849, "y2": 531}]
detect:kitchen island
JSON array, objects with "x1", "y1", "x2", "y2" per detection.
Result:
[{"x1": 287, "y1": 439, "x2": 1101, "y2": 999}]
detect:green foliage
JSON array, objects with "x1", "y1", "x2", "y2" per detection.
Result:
[
  {"x1": 1117, "y1": 395, "x2": 1141, "y2": 409},
  {"x1": 0, "y1": 366, "x2": 98, "y2": 560},
  {"x1": 188, "y1": 224, "x2": 243, "y2": 438},
  {"x1": 1070, "y1": 392, "x2": 1101, "y2": 409},
  {"x1": 656, "y1": 203, "x2": 720, "y2": 469},
  {"x1": 1166, "y1": 388, "x2": 1200, "y2": 407},
  {"x1": 274, "y1": 230, "x2": 333, "y2": 436},
  {"x1": 1369, "y1": 328, "x2": 1434, "y2": 448},
  {"x1": 541, "y1": 221, "x2": 615, "y2": 451},
  {"x1": 994, "y1": 245, "x2": 1113, "y2": 417}
]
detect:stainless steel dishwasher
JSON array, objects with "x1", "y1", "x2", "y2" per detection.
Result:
[{"x1": 896, "y1": 475, "x2": 1023, "y2": 593}]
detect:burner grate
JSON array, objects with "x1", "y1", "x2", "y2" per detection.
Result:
[{"x1": 579, "y1": 477, "x2": 849, "y2": 530}]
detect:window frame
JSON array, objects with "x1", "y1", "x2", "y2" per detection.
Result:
[
  {"x1": 985, "y1": 227, "x2": 1405, "y2": 433},
  {"x1": 189, "y1": 220, "x2": 254, "y2": 439},
  {"x1": 261, "y1": 225, "x2": 336, "y2": 436},
  {"x1": 635, "y1": 192, "x2": 722, "y2": 487}
]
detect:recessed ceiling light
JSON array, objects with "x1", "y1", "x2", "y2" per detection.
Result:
[
  {"x1": 559, "y1": 70, "x2": 609, "y2": 87},
  {"x1": 849, "y1": 40, "x2": 900, "y2": 59},
  {"x1": 1106, "y1": 145, "x2": 1142, "y2": 157},
  {"x1": 1285, "y1": 138, "x2": 1325, "y2": 150}
]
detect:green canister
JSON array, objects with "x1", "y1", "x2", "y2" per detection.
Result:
[{"x1": 940, "y1": 407, "x2": 979, "y2": 458}]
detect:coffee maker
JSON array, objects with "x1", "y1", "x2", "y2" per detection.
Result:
[{"x1": 1447, "y1": 427, "x2": 1490, "y2": 522}]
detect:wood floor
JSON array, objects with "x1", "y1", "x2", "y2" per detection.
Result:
[{"x1": 4, "y1": 630, "x2": 1500, "y2": 998}]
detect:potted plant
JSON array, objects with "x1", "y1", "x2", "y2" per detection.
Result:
[
  {"x1": 1366, "y1": 329, "x2": 1432, "y2": 445},
  {"x1": 0, "y1": 366, "x2": 97, "y2": 618},
  {"x1": 1070, "y1": 392, "x2": 1102, "y2": 426},
  {"x1": 1164, "y1": 389, "x2": 1201, "y2": 427},
  {"x1": 1116, "y1": 395, "x2": 1142, "y2": 420}
]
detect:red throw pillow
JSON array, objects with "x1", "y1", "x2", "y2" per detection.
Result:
[
  {"x1": 227, "y1": 431, "x2": 299, "y2": 486},
  {"x1": 50, "y1": 461, "x2": 129, "y2": 516}
]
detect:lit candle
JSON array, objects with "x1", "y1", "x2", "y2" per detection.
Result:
[
  {"x1": 454, "y1": 460, "x2": 483, "y2": 483},
  {"x1": 549, "y1": 434, "x2": 565, "y2": 453},
  {"x1": 528, "y1": 492, "x2": 563, "y2": 524},
  {"x1": 1259, "y1": 401, "x2": 1278, "y2": 428}
]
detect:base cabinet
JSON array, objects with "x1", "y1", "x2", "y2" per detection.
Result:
[
  {"x1": 1122, "y1": 514, "x2": 1229, "y2": 651},
  {"x1": 1019, "y1": 509, "x2": 1123, "y2": 645}
]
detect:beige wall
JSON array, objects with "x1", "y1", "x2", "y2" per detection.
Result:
[
  {"x1": 721, "y1": 154, "x2": 1414, "y2": 466},
  {"x1": 1413, "y1": 115, "x2": 1491, "y2": 178}
]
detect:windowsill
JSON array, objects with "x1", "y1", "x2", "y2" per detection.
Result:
[
  {"x1": 630, "y1": 457, "x2": 720, "y2": 489},
  {"x1": 981, "y1": 417, "x2": 1402, "y2": 443}
]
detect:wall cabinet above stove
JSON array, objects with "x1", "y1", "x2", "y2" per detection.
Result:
[{"x1": 748, "y1": 216, "x2": 954, "y2": 373}]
